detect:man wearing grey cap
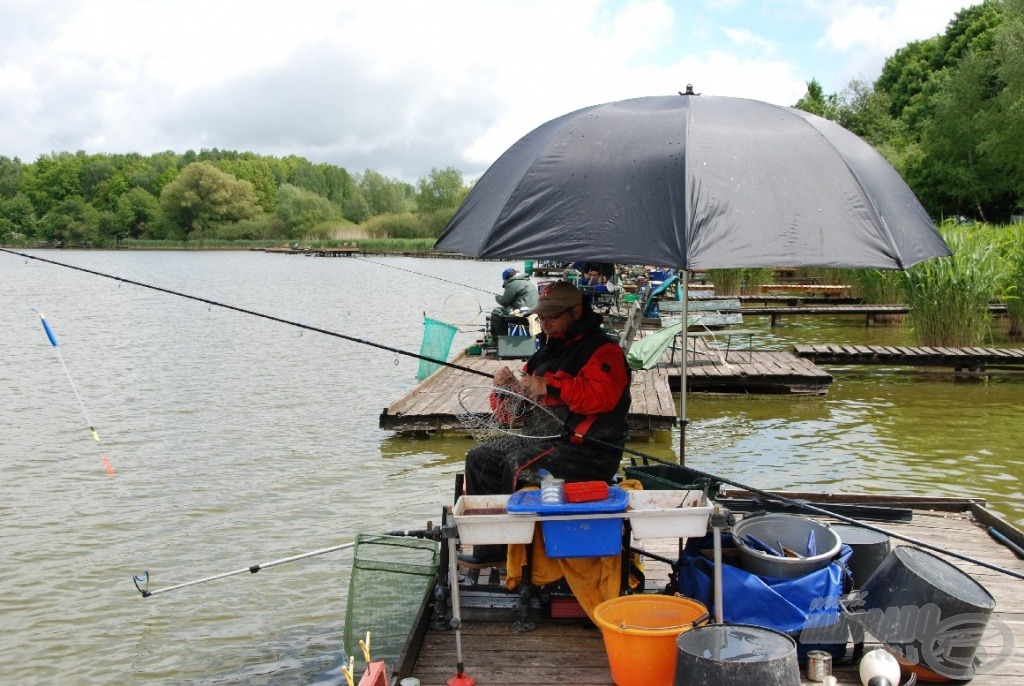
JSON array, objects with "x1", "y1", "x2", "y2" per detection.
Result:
[{"x1": 460, "y1": 280, "x2": 631, "y2": 565}]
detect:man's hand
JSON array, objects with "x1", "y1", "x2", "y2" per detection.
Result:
[
  {"x1": 493, "y1": 366, "x2": 516, "y2": 387},
  {"x1": 518, "y1": 374, "x2": 547, "y2": 401}
]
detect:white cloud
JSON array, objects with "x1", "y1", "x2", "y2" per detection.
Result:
[
  {"x1": 819, "y1": 0, "x2": 981, "y2": 84},
  {"x1": 723, "y1": 28, "x2": 778, "y2": 55},
  {"x1": 0, "y1": 0, "x2": 987, "y2": 181}
]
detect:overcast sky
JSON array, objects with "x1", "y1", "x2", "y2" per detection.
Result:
[{"x1": 0, "y1": 0, "x2": 981, "y2": 183}]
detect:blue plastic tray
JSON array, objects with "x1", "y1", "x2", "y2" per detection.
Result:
[
  {"x1": 506, "y1": 486, "x2": 628, "y2": 515},
  {"x1": 507, "y1": 486, "x2": 628, "y2": 558}
]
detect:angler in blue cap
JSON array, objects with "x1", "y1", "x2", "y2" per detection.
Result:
[{"x1": 489, "y1": 267, "x2": 538, "y2": 341}]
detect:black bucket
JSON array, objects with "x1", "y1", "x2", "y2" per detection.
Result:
[
  {"x1": 843, "y1": 545, "x2": 996, "y2": 681},
  {"x1": 673, "y1": 623, "x2": 801, "y2": 686},
  {"x1": 831, "y1": 524, "x2": 891, "y2": 589}
]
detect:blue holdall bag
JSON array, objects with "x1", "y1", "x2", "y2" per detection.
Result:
[{"x1": 673, "y1": 532, "x2": 853, "y2": 661}]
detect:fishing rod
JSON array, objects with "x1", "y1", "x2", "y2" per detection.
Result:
[
  {"x1": 1, "y1": 248, "x2": 492, "y2": 380},
  {"x1": 133, "y1": 528, "x2": 439, "y2": 597},
  {"x1": 352, "y1": 255, "x2": 498, "y2": 296},
  {"x1": 479, "y1": 386, "x2": 1024, "y2": 582}
]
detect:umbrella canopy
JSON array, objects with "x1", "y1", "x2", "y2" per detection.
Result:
[{"x1": 436, "y1": 94, "x2": 950, "y2": 269}]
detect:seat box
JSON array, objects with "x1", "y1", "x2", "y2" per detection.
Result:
[
  {"x1": 507, "y1": 487, "x2": 628, "y2": 558},
  {"x1": 496, "y1": 334, "x2": 535, "y2": 359}
]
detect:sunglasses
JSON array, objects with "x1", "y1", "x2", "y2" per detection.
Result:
[{"x1": 536, "y1": 307, "x2": 573, "y2": 322}]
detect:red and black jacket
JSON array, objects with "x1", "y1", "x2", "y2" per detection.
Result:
[{"x1": 524, "y1": 311, "x2": 631, "y2": 449}]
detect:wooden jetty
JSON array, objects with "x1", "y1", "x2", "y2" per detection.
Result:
[
  {"x1": 395, "y1": 494, "x2": 1024, "y2": 686},
  {"x1": 744, "y1": 303, "x2": 1009, "y2": 327},
  {"x1": 310, "y1": 246, "x2": 359, "y2": 257},
  {"x1": 379, "y1": 352, "x2": 678, "y2": 438},
  {"x1": 251, "y1": 245, "x2": 359, "y2": 256},
  {"x1": 794, "y1": 344, "x2": 1024, "y2": 372},
  {"x1": 681, "y1": 341, "x2": 832, "y2": 394},
  {"x1": 379, "y1": 344, "x2": 834, "y2": 436}
]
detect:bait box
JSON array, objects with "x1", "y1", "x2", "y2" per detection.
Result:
[
  {"x1": 625, "y1": 489, "x2": 713, "y2": 539},
  {"x1": 452, "y1": 495, "x2": 535, "y2": 544}
]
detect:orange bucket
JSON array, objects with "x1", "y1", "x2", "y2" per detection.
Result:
[{"x1": 593, "y1": 595, "x2": 709, "y2": 686}]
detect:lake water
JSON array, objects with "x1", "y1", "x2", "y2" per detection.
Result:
[{"x1": 1, "y1": 250, "x2": 1021, "y2": 685}]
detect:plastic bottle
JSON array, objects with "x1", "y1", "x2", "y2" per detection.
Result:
[{"x1": 539, "y1": 469, "x2": 563, "y2": 505}]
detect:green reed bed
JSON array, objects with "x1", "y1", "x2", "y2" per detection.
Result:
[
  {"x1": 902, "y1": 223, "x2": 1009, "y2": 347},
  {"x1": 840, "y1": 268, "x2": 906, "y2": 304},
  {"x1": 742, "y1": 267, "x2": 774, "y2": 295},
  {"x1": 706, "y1": 268, "x2": 743, "y2": 295},
  {"x1": 997, "y1": 224, "x2": 1023, "y2": 335}
]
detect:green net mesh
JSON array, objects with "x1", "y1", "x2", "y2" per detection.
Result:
[
  {"x1": 343, "y1": 534, "x2": 440, "y2": 670},
  {"x1": 417, "y1": 317, "x2": 458, "y2": 381}
]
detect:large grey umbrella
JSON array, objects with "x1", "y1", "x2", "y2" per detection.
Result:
[{"x1": 435, "y1": 94, "x2": 950, "y2": 455}]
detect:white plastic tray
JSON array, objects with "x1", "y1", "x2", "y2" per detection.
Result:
[
  {"x1": 627, "y1": 489, "x2": 713, "y2": 539},
  {"x1": 452, "y1": 495, "x2": 535, "y2": 544},
  {"x1": 453, "y1": 490, "x2": 713, "y2": 544}
]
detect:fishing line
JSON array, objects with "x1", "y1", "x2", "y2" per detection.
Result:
[
  {"x1": 2, "y1": 248, "x2": 491, "y2": 379},
  {"x1": 30, "y1": 307, "x2": 116, "y2": 477},
  {"x1": 459, "y1": 386, "x2": 1024, "y2": 582},
  {"x1": 352, "y1": 255, "x2": 498, "y2": 296}
]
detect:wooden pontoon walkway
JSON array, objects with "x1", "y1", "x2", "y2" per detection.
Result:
[
  {"x1": 398, "y1": 494, "x2": 1024, "y2": 686},
  {"x1": 379, "y1": 351, "x2": 677, "y2": 438},
  {"x1": 795, "y1": 344, "x2": 1024, "y2": 372},
  {"x1": 744, "y1": 303, "x2": 1008, "y2": 326},
  {"x1": 379, "y1": 345, "x2": 834, "y2": 436}
]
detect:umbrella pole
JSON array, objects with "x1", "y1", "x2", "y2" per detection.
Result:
[{"x1": 678, "y1": 272, "x2": 689, "y2": 464}]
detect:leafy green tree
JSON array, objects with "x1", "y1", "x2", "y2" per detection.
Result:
[
  {"x1": 416, "y1": 166, "x2": 465, "y2": 213},
  {"x1": 342, "y1": 186, "x2": 371, "y2": 224},
  {"x1": 794, "y1": 79, "x2": 840, "y2": 119},
  {"x1": 80, "y1": 155, "x2": 116, "y2": 205},
  {"x1": 159, "y1": 162, "x2": 261, "y2": 241},
  {"x1": 275, "y1": 183, "x2": 339, "y2": 236},
  {"x1": 0, "y1": 193, "x2": 37, "y2": 239},
  {"x1": 988, "y1": 0, "x2": 1024, "y2": 201},
  {"x1": 40, "y1": 195, "x2": 101, "y2": 246},
  {"x1": 876, "y1": 37, "x2": 944, "y2": 131},
  {"x1": 23, "y1": 152, "x2": 86, "y2": 215},
  {"x1": 0, "y1": 156, "x2": 23, "y2": 199},
  {"x1": 914, "y1": 49, "x2": 1010, "y2": 221},
  {"x1": 129, "y1": 151, "x2": 181, "y2": 196},
  {"x1": 359, "y1": 169, "x2": 412, "y2": 215},
  {"x1": 215, "y1": 155, "x2": 278, "y2": 212},
  {"x1": 115, "y1": 187, "x2": 161, "y2": 239}
]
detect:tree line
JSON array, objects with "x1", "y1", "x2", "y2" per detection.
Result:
[
  {"x1": 0, "y1": 148, "x2": 468, "y2": 247},
  {"x1": 795, "y1": 0, "x2": 1023, "y2": 223},
  {"x1": 1, "y1": 0, "x2": 1021, "y2": 248}
]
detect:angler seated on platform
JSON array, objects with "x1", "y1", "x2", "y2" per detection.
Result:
[
  {"x1": 489, "y1": 267, "x2": 538, "y2": 342},
  {"x1": 460, "y1": 281, "x2": 632, "y2": 565}
]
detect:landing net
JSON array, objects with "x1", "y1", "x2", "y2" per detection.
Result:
[
  {"x1": 343, "y1": 534, "x2": 440, "y2": 672},
  {"x1": 455, "y1": 385, "x2": 568, "y2": 451}
]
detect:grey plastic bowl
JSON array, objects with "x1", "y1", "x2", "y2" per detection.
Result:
[{"x1": 732, "y1": 514, "x2": 841, "y2": 578}]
